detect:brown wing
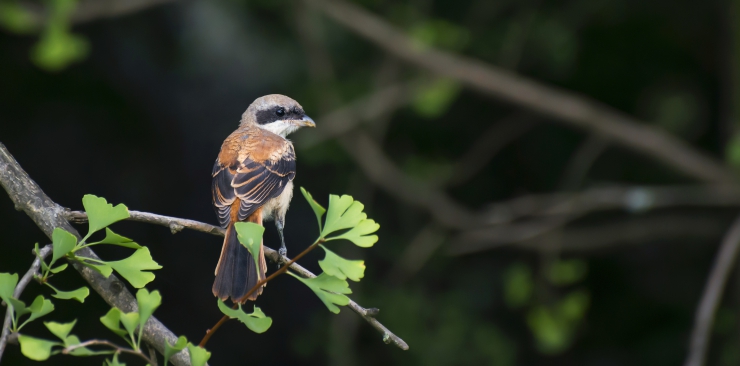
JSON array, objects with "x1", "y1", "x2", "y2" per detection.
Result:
[{"x1": 212, "y1": 131, "x2": 296, "y2": 228}]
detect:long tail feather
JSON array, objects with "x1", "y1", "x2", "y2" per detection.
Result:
[{"x1": 212, "y1": 214, "x2": 266, "y2": 303}]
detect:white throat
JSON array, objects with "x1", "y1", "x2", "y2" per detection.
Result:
[{"x1": 260, "y1": 120, "x2": 299, "y2": 138}]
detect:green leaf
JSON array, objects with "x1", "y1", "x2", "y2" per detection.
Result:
[
  {"x1": 300, "y1": 187, "x2": 326, "y2": 233},
  {"x1": 289, "y1": 272, "x2": 351, "y2": 314},
  {"x1": 504, "y1": 263, "x2": 533, "y2": 308},
  {"x1": 0, "y1": 3, "x2": 36, "y2": 34},
  {"x1": 107, "y1": 248, "x2": 162, "y2": 288},
  {"x1": 187, "y1": 343, "x2": 212, "y2": 366},
  {"x1": 0, "y1": 272, "x2": 18, "y2": 302},
  {"x1": 78, "y1": 259, "x2": 113, "y2": 277},
  {"x1": 51, "y1": 228, "x2": 77, "y2": 266},
  {"x1": 18, "y1": 335, "x2": 59, "y2": 361},
  {"x1": 82, "y1": 195, "x2": 130, "y2": 241},
  {"x1": 47, "y1": 283, "x2": 89, "y2": 303},
  {"x1": 217, "y1": 300, "x2": 273, "y2": 333},
  {"x1": 318, "y1": 245, "x2": 365, "y2": 281},
  {"x1": 412, "y1": 78, "x2": 462, "y2": 118},
  {"x1": 7, "y1": 298, "x2": 29, "y2": 318},
  {"x1": 322, "y1": 195, "x2": 367, "y2": 237},
  {"x1": 234, "y1": 222, "x2": 265, "y2": 278},
  {"x1": 328, "y1": 219, "x2": 379, "y2": 247},
  {"x1": 100, "y1": 308, "x2": 127, "y2": 338},
  {"x1": 136, "y1": 289, "x2": 161, "y2": 348},
  {"x1": 105, "y1": 353, "x2": 126, "y2": 366},
  {"x1": 96, "y1": 228, "x2": 141, "y2": 249},
  {"x1": 119, "y1": 311, "x2": 140, "y2": 344},
  {"x1": 546, "y1": 260, "x2": 588, "y2": 286},
  {"x1": 22, "y1": 295, "x2": 55, "y2": 328},
  {"x1": 44, "y1": 320, "x2": 76, "y2": 341},
  {"x1": 164, "y1": 336, "x2": 188, "y2": 365},
  {"x1": 50, "y1": 264, "x2": 68, "y2": 274}
]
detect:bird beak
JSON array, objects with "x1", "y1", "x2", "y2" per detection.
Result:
[{"x1": 293, "y1": 115, "x2": 316, "y2": 128}]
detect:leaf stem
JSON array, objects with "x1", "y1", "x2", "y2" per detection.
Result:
[
  {"x1": 198, "y1": 238, "x2": 326, "y2": 347},
  {"x1": 63, "y1": 339, "x2": 154, "y2": 364}
]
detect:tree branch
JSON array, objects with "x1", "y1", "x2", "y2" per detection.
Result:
[
  {"x1": 19, "y1": 0, "x2": 177, "y2": 28},
  {"x1": 684, "y1": 213, "x2": 740, "y2": 366},
  {"x1": 62, "y1": 339, "x2": 155, "y2": 364},
  {"x1": 0, "y1": 143, "x2": 195, "y2": 366},
  {"x1": 305, "y1": 0, "x2": 737, "y2": 185},
  {"x1": 0, "y1": 245, "x2": 51, "y2": 363},
  {"x1": 64, "y1": 210, "x2": 409, "y2": 350}
]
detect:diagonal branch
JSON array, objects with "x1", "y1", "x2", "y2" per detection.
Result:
[
  {"x1": 64, "y1": 211, "x2": 409, "y2": 350},
  {"x1": 305, "y1": 0, "x2": 736, "y2": 185},
  {"x1": 0, "y1": 142, "x2": 196, "y2": 366},
  {"x1": 684, "y1": 213, "x2": 740, "y2": 366},
  {"x1": 0, "y1": 245, "x2": 51, "y2": 363}
]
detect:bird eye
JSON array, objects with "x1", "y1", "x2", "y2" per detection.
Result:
[
  {"x1": 276, "y1": 108, "x2": 285, "y2": 117},
  {"x1": 293, "y1": 107, "x2": 300, "y2": 114}
]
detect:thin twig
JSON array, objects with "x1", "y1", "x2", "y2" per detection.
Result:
[
  {"x1": 64, "y1": 210, "x2": 410, "y2": 350},
  {"x1": 0, "y1": 245, "x2": 52, "y2": 363},
  {"x1": 0, "y1": 143, "x2": 196, "y2": 366},
  {"x1": 62, "y1": 339, "x2": 155, "y2": 364},
  {"x1": 684, "y1": 214, "x2": 740, "y2": 366},
  {"x1": 199, "y1": 238, "x2": 325, "y2": 347},
  {"x1": 305, "y1": 0, "x2": 736, "y2": 185}
]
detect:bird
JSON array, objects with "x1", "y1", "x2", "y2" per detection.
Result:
[{"x1": 211, "y1": 94, "x2": 315, "y2": 303}]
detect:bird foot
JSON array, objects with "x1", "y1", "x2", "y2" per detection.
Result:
[{"x1": 276, "y1": 247, "x2": 288, "y2": 269}]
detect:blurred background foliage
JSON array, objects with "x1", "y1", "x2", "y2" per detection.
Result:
[{"x1": 2, "y1": 0, "x2": 740, "y2": 365}]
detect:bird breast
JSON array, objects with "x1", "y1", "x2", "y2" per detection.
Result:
[{"x1": 262, "y1": 181, "x2": 294, "y2": 221}]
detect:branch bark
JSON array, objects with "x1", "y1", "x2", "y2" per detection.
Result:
[
  {"x1": 0, "y1": 143, "x2": 195, "y2": 366},
  {"x1": 0, "y1": 245, "x2": 51, "y2": 363},
  {"x1": 64, "y1": 210, "x2": 409, "y2": 350},
  {"x1": 305, "y1": 0, "x2": 737, "y2": 185},
  {"x1": 684, "y1": 214, "x2": 740, "y2": 366}
]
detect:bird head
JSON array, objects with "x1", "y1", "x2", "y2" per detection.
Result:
[{"x1": 240, "y1": 94, "x2": 316, "y2": 137}]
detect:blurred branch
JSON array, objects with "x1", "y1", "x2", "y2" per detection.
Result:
[
  {"x1": 338, "y1": 131, "x2": 484, "y2": 229},
  {"x1": 453, "y1": 185, "x2": 740, "y2": 253},
  {"x1": 305, "y1": 0, "x2": 737, "y2": 185},
  {"x1": 558, "y1": 134, "x2": 610, "y2": 190},
  {"x1": 452, "y1": 214, "x2": 727, "y2": 254},
  {"x1": 684, "y1": 213, "x2": 740, "y2": 366},
  {"x1": 20, "y1": 0, "x2": 176, "y2": 28},
  {"x1": 297, "y1": 81, "x2": 419, "y2": 149},
  {"x1": 0, "y1": 143, "x2": 196, "y2": 366},
  {"x1": 0, "y1": 245, "x2": 51, "y2": 363},
  {"x1": 481, "y1": 185, "x2": 740, "y2": 225},
  {"x1": 444, "y1": 113, "x2": 537, "y2": 187},
  {"x1": 64, "y1": 210, "x2": 410, "y2": 351}
]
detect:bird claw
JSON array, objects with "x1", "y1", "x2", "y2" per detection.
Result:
[{"x1": 276, "y1": 247, "x2": 287, "y2": 269}]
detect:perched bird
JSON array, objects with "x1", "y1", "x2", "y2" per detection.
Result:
[{"x1": 211, "y1": 94, "x2": 315, "y2": 303}]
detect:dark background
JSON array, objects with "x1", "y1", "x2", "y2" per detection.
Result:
[{"x1": 2, "y1": 0, "x2": 740, "y2": 365}]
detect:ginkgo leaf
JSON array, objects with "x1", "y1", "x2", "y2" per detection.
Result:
[
  {"x1": 46, "y1": 283, "x2": 89, "y2": 303},
  {"x1": 105, "y1": 352, "x2": 126, "y2": 366},
  {"x1": 119, "y1": 311, "x2": 140, "y2": 345},
  {"x1": 49, "y1": 264, "x2": 68, "y2": 274},
  {"x1": 95, "y1": 228, "x2": 141, "y2": 249},
  {"x1": 82, "y1": 195, "x2": 130, "y2": 241},
  {"x1": 318, "y1": 245, "x2": 365, "y2": 281},
  {"x1": 234, "y1": 222, "x2": 264, "y2": 278},
  {"x1": 18, "y1": 335, "x2": 59, "y2": 361},
  {"x1": 51, "y1": 228, "x2": 76, "y2": 266},
  {"x1": 187, "y1": 343, "x2": 212, "y2": 366},
  {"x1": 20, "y1": 295, "x2": 54, "y2": 329},
  {"x1": 321, "y1": 195, "x2": 367, "y2": 237},
  {"x1": 0, "y1": 272, "x2": 18, "y2": 302},
  {"x1": 136, "y1": 289, "x2": 161, "y2": 348},
  {"x1": 289, "y1": 272, "x2": 351, "y2": 314},
  {"x1": 300, "y1": 187, "x2": 326, "y2": 233},
  {"x1": 107, "y1": 248, "x2": 162, "y2": 288},
  {"x1": 164, "y1": 336, "x2": 188, "y2": 365},
  {"x1": 44, "y1": 320, "x2": 76, "y2": 341},
  {"x1": 327, "y1": 219, "x2": 379, "y2": 247},
  {"x1": 217, "y1": 300, "x2": 273, "y2": 333},
  {"x1": 100, "y1": 308, "x2": 128, "y2": 339},
  {"x1": 78, "y1": 260, "x2": 113, "y2": 277}
]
